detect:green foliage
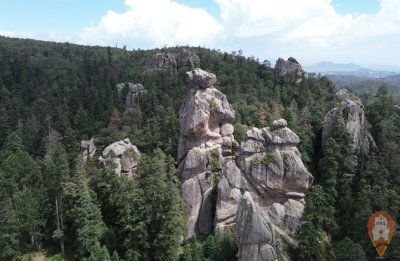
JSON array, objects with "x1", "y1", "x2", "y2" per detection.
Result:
[
  {"x1": 209, "y1": 149, "x2": 221, "y2": 171},
  {"x1": 251, "y1": 153, "x2": 275, "y2": 165},
  {"x1": 182, "y1": 230, "x2": 237, "y2": 261},
  {"x1": 182, "y1": 237, "x2": 204, "y2": 261},
  {"x1": 86, "y1": 242, "x2": 111, "y2": 261},
  {"x1": 2, "y1": 36, "x2": 400, "y2": 261},
  {"x1": 64, "y1": 163, "x2": 105, "y2": 259},
  {"x1": 45, "y1": 254, "x2": 65, "y2": 261},
  {"x1": 334, "y1": 237, "x2": 367, "y2": 261},
  {"x1": 207, "y1": 98, "x2": 220, "y2": 110},
  {"x1": 0, "y1": 197, "x2": 21, "y2": 261},
  {"x1": 233, "y1": 123, "x2": 249, "y2": 143},
  {"x1": 116, "y1": 149, "x2": 185, "y2": 261}
]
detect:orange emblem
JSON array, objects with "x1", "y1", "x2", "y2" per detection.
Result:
[{"x1": 367, "y1": 211, "x2": 396, "y2": 257}]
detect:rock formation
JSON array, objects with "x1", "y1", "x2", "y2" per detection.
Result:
[
  {"x1": 177, "y1": 68, "x2": 313, "y2": 259},
  {"x1": 145, "y1": 49, "x2": 200, "y2": 74},
  {"x1": 216, "y1": 119, "x2": 313, "y2": 260},
  {"x1": 322, "y1": 89, "x2": 376, "y2": 156},
  {"x1": 275, "y1": 57, "x2": 304, "y2": 83},
  {"x1": 99, "y1": 138, "x2": 141, "y2": 178},
  {"x1": 81, "y1": 138, "x2": 96, "y2": 163},
  {"x1": 116, "y1": 83, "x2": 146, "y2": 114},
  {"x1": 178, "y1": 68, "x2": 237, "y2": 240},
  {"x1": 395, "y1": 105, "x2": 400, "y2": 115}
]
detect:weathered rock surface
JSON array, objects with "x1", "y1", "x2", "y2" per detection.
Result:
[
  {"x1": 395, "y1": 105, "x2": 400, "y2": 115},
  {"x1": 116, "y1": 83, "x2": 146, "y2": 114},
  {"x1": 322, "y1": 89, "x2": 376, "y2": 156},
  {"x1": 99, "y1": 138, "x2": 141, "y2": 178},
  {"x1": 146, "y1": 49, "x2": 200, "y2": 74},
  {"x1": 178, "y1": 68, "x2": 237, "y2": 162},
  {"x1": 178, "y1": 68, "x2": 237, "y2": 240},
  {"x1": 177, "y1": 69, "x2": 312, "y2": 259},
  {"x1": 275, "y1": 57, "x2": 304, "y2": 83},
  {"x1": 215, "y1": 119, "x2": 313, "y2": 260},
  {"x1": 236, "y1": 192, "x2": 292, "y2": 261},
  {"x1": 81, "y1": 138, "x2": 96, "y2": 163}
]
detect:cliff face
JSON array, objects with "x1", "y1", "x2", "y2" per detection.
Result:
[
  {"x1": 178, "y1": 68, "x2": 237, "y2": 240},
  {"x1": 322, "y1": 89, "x2": 376, "y2": 156},
  {"x1": 178, "y1": 69, "x2": 313, "y2": 260}
]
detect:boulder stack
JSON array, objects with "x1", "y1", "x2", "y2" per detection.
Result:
[{"x1": 99, "y1": 138, "x2": 141, "y2": 178}]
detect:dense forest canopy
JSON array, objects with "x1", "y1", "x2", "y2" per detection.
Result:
[{"x1": 0, "y1": 36, "x2": 400, "y2": 260}]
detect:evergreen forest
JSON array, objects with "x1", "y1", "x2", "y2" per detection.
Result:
[{"x1": 0, "y1": 36, "x2": 400, "y2": 260}]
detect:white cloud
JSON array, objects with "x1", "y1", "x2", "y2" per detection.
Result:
[
  {"x1": 80, "y1": 0, "x2": 223, "y2": 47},
  {"x1": 215, "y1": 0, "x2": 400, "y2": 48},
  {"x1": 0, "y1": 30, "x2": 36, "y2": 39},
  {"x1": 71, "y1": 0, "x2": 398, "y2": 66}
]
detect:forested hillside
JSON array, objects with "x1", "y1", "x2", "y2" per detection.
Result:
[{"x1": 0, "y1": 36, "x2": 400, "y2": 260}]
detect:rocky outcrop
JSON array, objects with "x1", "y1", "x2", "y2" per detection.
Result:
[
  {"x1": 116, "y1": 83, "x2": 146, "y2": 114},
  {"x1": 146, "y1": 49, "x2": 200, "y2": 74},
  {"x1": 99, "y1": 138, "x2": 141, "y2": 178},
  {"x1": 178, "y1": 69, "x2": 237, "y2": 162},
  {"x1": 395, "y1": 105, "x2": 400, "y2": 115},
  {"x1": 275, "y1": 57, "x2": 304, "y2": 83},
  {"x1": 177, "y1": 69, "x2": 312, "y2": 259},
  {"x1": 81, "y1": 138, "x2": 96, "y2": 163},
  {"x1": 215, "y1": 119, "x2": 313, "y2": 260},
  {"x1": 178, "y1": 68, "x2": 237, "y2": 240},
  {"x1": 322, "y1": 89, "x2": 376, "y2": 156}
]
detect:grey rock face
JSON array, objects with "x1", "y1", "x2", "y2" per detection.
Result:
[
  {"x1": 81, "y1": 138, "x2": 96, "y2": 163},
  {"x1": 116, "y1": 83, "x2": 146, "y2": 114},
  {"x1": 236, "y1": 192, "x2": 292, "y2": 261},
  {"x1": 153, "y1": 52, "x2": 177, "y2": 69},
  {"x1": 274, "y1": 57, "x2": 304, "y2": 83},
  {"x1": 395, "y1": 105, "x2": 400, "y2": 115},
  {"x1": 99, "y1": 138, "x2": 141, "y2": 178},
  {"x1": 176, "y1": 49, "x2": 201, "y2": 69},
  {"x1": 177, "y1": 68, "x2": 312, "y2": 258},
  {"x1": 215, "y1": 119, "x2": 312, "y2": 260},
  {"x1": 125, "y1": 83, "x2": 145, "y2": 112},
  {"x1": 146, "y1": 49, "x2": 200, "y2": 74},
  {"x1": 322, "y1": 89, "x2": 376, "y2": 156},
  {"x1": 186, "y1": 69, "x2": 217, "y2": 89},
  {"x1": 178, "y1": 69, "x2": 236, "y2": 162},
  {"x1": 178, "y1": 69, "x2": 237, "y2": 240}
]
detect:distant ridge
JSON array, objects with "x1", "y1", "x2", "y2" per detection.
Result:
[{"x1": 304, "y1": 61, "x2": 362, "y2": 72}]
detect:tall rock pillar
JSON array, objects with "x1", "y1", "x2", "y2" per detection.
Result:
[{"x1": 178, "y1": 68, "x2": 237, "y2": 240}]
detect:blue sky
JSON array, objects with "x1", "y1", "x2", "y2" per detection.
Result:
[
  {"x1": 333, "y1": 0, "x2": 380, "y2": 14},
  {"x1": 1, "y1": 0, "x2": 399, "y2": 70}
]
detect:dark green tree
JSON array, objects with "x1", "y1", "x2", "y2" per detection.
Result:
[{"x1": 64, "y1": 161, "x2": 105, "y2": 259}]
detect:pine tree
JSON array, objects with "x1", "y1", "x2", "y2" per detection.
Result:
[
  {"x1": 0, "y1": 131, "x2": 24, "y2": 164},
  {"x1": 334, "y1": 237, "x2": 367, "y2": 261},
  {"x1": 86, "y1": 242, "x2": 111, "y2": 261},
  {"x1": 64, "y1": 161, "x2": 105, "y2": 259},
  {"x1": 45, "y1": 144, "x2": 69, "y2": 257},
  {"x1": 139, "y1": 149, "x2": 185, "y2": 261},
  {"x1": 0, "y1": 196, "x2": 20, "y2": 261},
  {"x1": 1, "y1": 149, "x2": 47, "y2": 248}
]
